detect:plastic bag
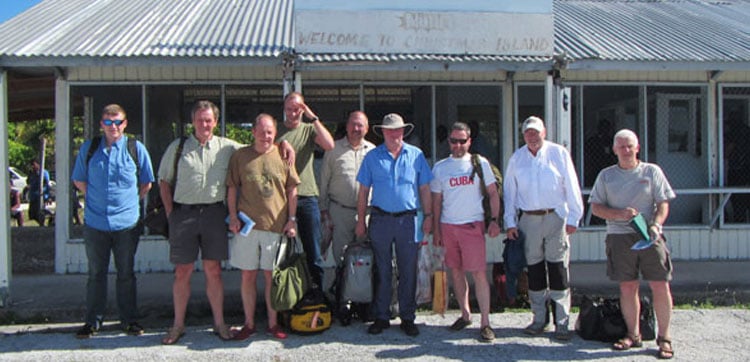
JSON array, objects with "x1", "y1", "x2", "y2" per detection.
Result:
[
  {"x1": 415, "y1": 240, "x2": 432, "y2": 305},
  {"x1": 432, "y1": 246, "x2": 447, "y2": 317}
]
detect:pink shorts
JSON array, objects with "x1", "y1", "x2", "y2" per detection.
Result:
[{"x1": 440, "y1": 221, "x2": 487, "y2": 272}]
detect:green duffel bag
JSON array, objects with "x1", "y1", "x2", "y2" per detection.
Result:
[{"x1": 271, "y1": 236, "x2": 311, "y2": 311}]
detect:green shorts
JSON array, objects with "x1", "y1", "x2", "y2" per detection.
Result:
[{"x1": 605, "y1": 233, "x2": 672, "y2": 282}]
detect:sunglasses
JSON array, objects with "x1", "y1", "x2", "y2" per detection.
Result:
[
  {"x1": 449, "y1": 138, "x2": 469, "y2": 145},
  {"x1": 103, "y1": 119, "x2": 125, "y2": 126}
]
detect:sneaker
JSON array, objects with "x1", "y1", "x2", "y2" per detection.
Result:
[
  {"x1": 266, "y1": 325, "x2": 288, "y2": 340},
  {"x1": 124, "y1": 322, "x2": 144, "y2": 336},
  {"x1": 400, "y1": 320, "x2": 419, "y2": 337},
  {"x1": 523, "y1": 322, "x2": 551, "y2": 335},
  {"x1": 233, "y1": 325, "x2": 256, "y2": 341},
  {"x1": 554, "y1": 325, "x2": 572, "y2": 341},
  {"x1": 367, "y1": 319, "x2": 390, "y2": 335},
  {"x1": 75, "y1": 323, "x2": 98, "y2": 339},
  {"x1": 479, "y1": 326, "x2": 496, "y2": 342}
]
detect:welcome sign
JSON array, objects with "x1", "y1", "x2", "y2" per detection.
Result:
[{"x1": 295, "y1": 0, "x2": 553, "y2": 57}]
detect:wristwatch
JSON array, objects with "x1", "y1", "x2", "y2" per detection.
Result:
[
  {"x1": 651, "y1": 222, "x2": 662, "y2": 234},
  {"x1": 309, "y1": 116, "x2": 319, "y2": 123},
  {"x1": 289, "y1": 216, "x2": 297, "y2": 222}
]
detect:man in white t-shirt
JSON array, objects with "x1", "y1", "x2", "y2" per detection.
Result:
[{"x1": 431, "y1": 122, "x2": 501, "y2": 342}]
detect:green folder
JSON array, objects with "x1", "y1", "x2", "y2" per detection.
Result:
[{"x1": 629, "y1": 213, "x2": 654, "y2": 250}]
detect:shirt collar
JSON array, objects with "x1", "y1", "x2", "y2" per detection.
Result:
[
  {"x1": 110, "y1": 135, "x2": 127, "y2": 150},
  {"x1": 191, "y1": 134, "x2": 216, "y2": 149}
]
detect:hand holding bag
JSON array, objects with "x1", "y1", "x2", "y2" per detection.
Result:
[{"x1": 271, "y1": 236, "x2": 311, "y2": 311}]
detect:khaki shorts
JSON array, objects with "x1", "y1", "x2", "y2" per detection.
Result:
[
  {"x1": 229, "y1": 229, "x2": 282, "y2": 271},
  {"x1": 605, "y1": 233, "x2": 672, "y2": 282}
]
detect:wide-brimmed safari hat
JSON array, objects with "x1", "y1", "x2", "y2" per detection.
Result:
[{"x1": 373, "y1": 113, "x2": 414, "y2": 137}]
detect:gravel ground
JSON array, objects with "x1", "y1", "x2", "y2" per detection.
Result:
[{"x1": 2, "y1": 309, "x2": 748, "y2": 361}]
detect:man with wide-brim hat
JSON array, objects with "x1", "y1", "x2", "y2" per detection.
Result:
[
  {"x1": 356, "y1": 113, "x2": 433, "y2": 337},
  {"x1": 372, "y1": 113, "x2": 415, "y2": 138}
]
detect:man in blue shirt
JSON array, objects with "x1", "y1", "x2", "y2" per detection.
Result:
[
  {"x1": 356, "y1": 113, "x2": 433, "y2": 337},
  {"x1": 72, "y1": 104, "x2": 155, "y2": 338}
]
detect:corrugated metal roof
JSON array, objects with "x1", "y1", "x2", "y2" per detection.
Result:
[
  {"x1": 554, "y1": 0, "x2": 750, "y2": 63},
  {"x1": 0, "y1": 0, "x2": 293, "y2": 59},
  {"x1": 0, "y1": 0, "x2": 748, "y2": 67}
]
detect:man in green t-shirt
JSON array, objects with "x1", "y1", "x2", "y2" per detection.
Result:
[{"x1": 277, "y1": 92, "x2": 335, "y2": 289}]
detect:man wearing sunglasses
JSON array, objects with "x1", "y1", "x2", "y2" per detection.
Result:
[
  {"x1": 503, "y1": 116, "x2": 583, "y2": 341},
  {"x1": 431, "y1": 122, "x2": 501, "y2": 342},
  {"x1": 72, "y1": 104, "x2": 155, "y2": 339}
]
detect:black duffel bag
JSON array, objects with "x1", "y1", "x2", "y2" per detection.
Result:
[{"x1": 576, "y1": 295, "x2": 655, "y2": 342}]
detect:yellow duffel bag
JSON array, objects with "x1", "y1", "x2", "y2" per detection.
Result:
[{"x1": 288, "y1": 289, "x2": 332, "y2": 334}]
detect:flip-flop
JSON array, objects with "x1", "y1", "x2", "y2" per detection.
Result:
[
  {"x1": 213, "y1": 324, "x2": 235, "y2": 341},
  {"x1": 161, "y1": 326, "x2": 185, "y2": 345}
]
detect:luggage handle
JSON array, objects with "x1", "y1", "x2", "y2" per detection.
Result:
[{"x1": 275, "y1": 236, "x2": 303, "y2": 269}]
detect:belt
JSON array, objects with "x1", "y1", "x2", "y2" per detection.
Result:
[
  {"x1": 173, "y1": 202, "x2": 223, "y2": 210},
  {"x1": 331, "y1": 199, "x2": 357, "y2": 210},
  {"x1": 372, "y1": 206, "x2": 417, "y2": 217},
  {"x1": 523, "y1": 208, "x2": 555, "y2": 216}
]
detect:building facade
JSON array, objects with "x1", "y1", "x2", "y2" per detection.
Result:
[{"x1": 1, "y1": 0, "x2": 749, "y2": 276}]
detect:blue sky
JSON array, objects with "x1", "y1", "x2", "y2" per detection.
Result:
[{"x1": 0, "y1": 0, "x2": 41, "y2": 24}]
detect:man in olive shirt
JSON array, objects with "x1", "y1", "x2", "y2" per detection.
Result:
[
  {"x1": 158, "y1": 100, "x2": 241, "y2": 344},
  {"x1": 319, "y1": 110, "x2": 375, "y2": 262},
  {"x1": 277, "y1": 92, "x2": 335, "y2": 289}
]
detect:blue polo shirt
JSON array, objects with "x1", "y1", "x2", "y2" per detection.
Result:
[
  {"x1": 357, "y1": 142, "x2": 433, "y2": 212},
  {"x1": 72, "y1": 136, "x2": 155, "y2": 231}
]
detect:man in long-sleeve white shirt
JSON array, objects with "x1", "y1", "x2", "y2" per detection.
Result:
[{"x1": 503, "y1": 116, "x2": 583, "y2": 340}]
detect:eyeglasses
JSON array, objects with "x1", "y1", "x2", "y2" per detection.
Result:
[
  {"x1": 448, "y1": 138, "x2": 469, "y2": 145},
  {"x1": 103, "y1": 119, "x2": 125, "y2": 126}
]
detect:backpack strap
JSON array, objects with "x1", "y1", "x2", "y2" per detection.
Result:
[
  {"x1": 471, "y1": 153, "x2": 488, "y2": 198},
  {"x1": 171, "y1": 136, "x2": 187, "y2": 189},
  {"x1": 127, "y1": 137, "x2": 140, "y2": 182},
  {"x1": 85, "y1": 136, "x2": 102, "y2": 168}
]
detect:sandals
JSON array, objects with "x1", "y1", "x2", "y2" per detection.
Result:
[
  {"x1": 213, "y1": 324, "x2": 235, "y2": 341},
  {"x1": 656, "y1": 336, "x2": 674, "y2": 359},
  {"x1": 449, "y1": 317, "x2": 472, "y2": 331},
  {"x1": 161, "y1": 326, "x2": 185, "y2": 345},
  {"x1": 612, "y1": 334, "x2": 643, "y2": 351}
]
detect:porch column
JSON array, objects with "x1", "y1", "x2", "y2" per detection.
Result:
[
  {"x1": 0, "y1": 70, "x2": 11, "y2": 306},
  {"x1": 54, "y1": 75, "x2": 70, "y2": 274}
]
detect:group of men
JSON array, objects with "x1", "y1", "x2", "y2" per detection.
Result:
[{"x1": 68, "y1": 96, "x2": 675, "y2": 358}]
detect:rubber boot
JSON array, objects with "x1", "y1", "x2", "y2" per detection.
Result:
[
  {"x1": 549, "y1": 288, "x2": 572, "y2": 340},
  {"x1": 523, "y1": 290, "x2": 550, "y2": 334}
]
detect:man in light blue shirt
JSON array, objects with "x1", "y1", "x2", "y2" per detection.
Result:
[
  {"x1": 72, "y1": 104, "x2": 155, "y2": 339},
  {"x1": 356, "y1": 113, "x2": 433, "y2": 337}
]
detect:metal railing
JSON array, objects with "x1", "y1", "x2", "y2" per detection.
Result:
[{"x1": 581, "y1": 187, "x2": 750, "y2": 229}]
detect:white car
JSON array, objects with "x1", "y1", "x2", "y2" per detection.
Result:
[{"x1": 9, "y1": 166, "x2": 28, "y2": 195}]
